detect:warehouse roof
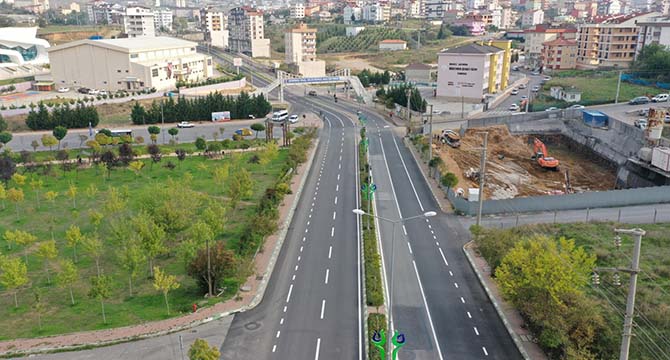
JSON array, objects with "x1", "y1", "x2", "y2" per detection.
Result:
[
  {"x1": 439, "y1": 43, "x2": 501, "y2": 55},
  {"x1": 48, "y1": 36, "x2": 197, "y2": 54}
]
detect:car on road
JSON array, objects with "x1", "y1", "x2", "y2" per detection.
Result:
[
  {"x1": 542, "y1": 76, "x2": 552, "y2": 82},
  {"x1": 629, "y1": 96, "x2": 650, "y2": 105},
  {"x1": 545, "y1": 107, "x2": 559, "y2": 112},
  {"x1": 518, "y1": 83, "x2": 527, "y2": 89},
  {"x1": 57, "y1": 87, "x2": 70, "y2": 93},
  {"x1": 511, "y1": 89, "x2": 519, "y2": 95},
  {"x1": 531, "y1": 71, "x2": 540, "y2": 76},
  {"x1": 512, "y1": 65, "x2": 520, "y2": 71},
  {"x1": 509, "y1": 103, "x2": 520, "y2": 111},
  {"x1": 651, "y1": 93, "x2": 669, "y2": 102},
  {"x1": 288, "y1": 114, "x2": 299, "y2": 123},
  {"x1": 235, "y1": 128, "x2": 253, "y2": 137},
  {"x1": 521, "y1": 95, "x2": 528, "y2": 100},
  {"x1": 635, "y1": 119, "x2": 648, "y2": 129},
  {"x1": 308, "y1": 90, "x2": 317, "y2": 96},
  {"x1": 638, "y1": 108, "x2": 650, "y2": 117},
  {"x1": 177, "y1": 121, "x2": 195, "y2": 128},
  {"x1": 532, "y1": 85, "x2": 540, "y2": 92},
  {"x1": 78, "y1": 87, "x2": 90, "y2": 94},
  {"x1": 99, "y1": 90, "x2": 109, "y2": 96},
  {"x1": 568, "y1": 104, "x2": 585, "y2": 109},
  {"x1": 88, "y1": 89, "x2": 99, "y2": 95}
]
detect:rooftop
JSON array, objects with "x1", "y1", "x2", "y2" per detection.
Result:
[
  {"x1": 48, "y1": 36, "x2": 197, "y2": 54},
  {"x1": 543, "y1": 37, "x2": 577, "y2": 46},
  {"x1": 380, "y1": 39, "x2": 407, "y2": 44},
  {"x1": 524, "y1": 24, "x2": 577, "y2": 33},
  {"x1": 439, "y1": 43, "x2": 502, "y2": 55},
  {"x1": 405, "y1": 63, "x2": 432, "y2": 70}
]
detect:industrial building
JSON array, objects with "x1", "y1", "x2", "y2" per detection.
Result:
[
  {"x1": 48, "y1": 37, "x2": 213, "y2": 91},
  {"x1": 285, "y1": 23, "x2": 325, "y2": 77}
]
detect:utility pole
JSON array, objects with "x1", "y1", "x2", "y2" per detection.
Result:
[
  {"x1": 615, "y1": 70, "x2": 623, "y2": 104},
  {"x1": 476, "y1": 132, "x2": 488, "y2": 226},
  {"x1": 525, "y1": 85, "x2": 531, "y2": 113},
  {"x1": 428, "y1": 104, "x2": 434, "y2": 162},
  {"x1": 161, "y1": 100, "x2": 166, "y2": 144},
  {"x1": 406, "y1": 88, "x2": 412, "y2": 132},
  {"x1": 617, "y1": 228, "x2": 645, "y2": 360}
]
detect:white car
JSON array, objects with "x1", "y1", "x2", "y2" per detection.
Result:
[
  {"x1": 635, "y1": 119, "x2": 648, "y2": 129},
  {"x1": 511, "y1": 89, "x2": 519, "y2": 95},
  {"x1": 518, "y1": 83, "x2": 527, "y2": 89},
  {"x1": 652, "y1": 93, "x2": 669, "y2": 102},
  {"x1": 569, "y1": 104, "x2": 585, "y2": 109},
  {"x1": 542, "y1": 76, "x2": 552, "y2": 82},
  {"x1": 288, "y1": 114, "x2": 299, "y2": 123},
  {"x1": 509, "y1": 103, "x2": 520, "y2": 111},
  {"x1": 99, "y1": 90, "x2": 109, "y2": 96},
  {"x1": 532, "y1": 85, "x2": 540, "y2": 92},
  {"x1": 57, "y1": 87, "x2": 70, "y2": 93},
  {"x1": 177, "y1": 121, "x2": 195, "y2": 128},
  {"x1": 521, "y1": 95, "x2": 528, "y2": 100},
  {"x1": 88, "y1": 89, "x2": 99, "y2": 95},
  {"x1": 545, "y1": 107, "x2": 559, "y2": 112}
]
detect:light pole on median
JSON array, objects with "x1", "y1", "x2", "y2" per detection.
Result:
[{"x1": 352, "y1": 208, "x2": 436, "y2": 354}]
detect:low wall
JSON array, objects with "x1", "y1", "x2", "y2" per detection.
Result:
[
  {"x1": 0, "y1": 81, "x2": 32, "y2": 93},
  {"x1": 178, "y1": 78, "x2": 247, "y2": 96}
]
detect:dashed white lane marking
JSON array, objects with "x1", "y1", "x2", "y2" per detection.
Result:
[
  {"x1": 295, "y1": 265, "x2": 299, "y2": 271},
  {"x1": 333, "y1": 211, "x2": 337, "y2": 220},
  {"x1": 328, "y1": 246, "x2": 332, "y2": 259},
  {"x1": 280, "y1": 318, "x2": 284, "y2": 325},
  {"x1": 276, "y1": 331, "x2": 281, "y2": 338},
  {"x1": 313, "y1": 196, "x2": 316, "y2": 201},
  {"x1": 320, "y1": 299, "x2": 326, "y2": 319},
  {"x1": 336, "y1": 184, "x2": 339, "y2": 191},
  {"x1": 402, "y1": 225, "x2": 407, "y2": 235},
  {"x1": 467, "y1": 312, "x2": 472, "y2": 319},
  {"x1": 474, "y1": 327, "x2": 479, "y2": 336},
  {"x1": 292, "y1": 274, "x2": 296, "y2": 281},
  {"x1": 309, "y1": 214, "x2": 312, "y2": 219},
  {"x1": 454, "y1": 283, "x2": 459, "y2": 288},
  {"x1": 272, "y1": 345, "x2": 277, "y2": 352},
  {"x1": 436, "y1": 241, "x2": 440, "y2": 246},
  {"x1": 286, "y1": 284, "x2": 294, "y2": 303},
  {"x1": 439, "y1": 248, "x2": 449, "y2": 266},
  {"x1": 312, "y1": 202, "x2": 315, "y2": 207},
  {"x1": 283, "y1": 306, "x2": 287, "y2": 312},
  {"x1": 407, "y1": 242, "x2": 413, "y2": 254},
  {"x1": 339, "y1": 155, "x2": 342, "y2": 162},
  {"x1": 307, "y1": 221, "x2": 310, "y2": 226},
  {"x1": 300, "y1": 246, "x2": 303, "y2": 252},
  {"x1": 325, "y1": 268, "x2": 329, "y2": 284},
  {"x1": 339, "y1": 163, "x2": 341, "y2": 170},
  {"x1": 433, "y1": 235, "x2": 437, "y2": 240},
  {"x1": 428, "y1": 224, "x2": 432, "y2": 229},
  {"x1": 314, "y1": 338, "x2": 321, "y2": 360},
  {"x1": 298, "y1": 256, "x2": 301, "y2": 262},
  {"x1": 337, "y1": 174, "x2": 340, "y2": 180},
  {"x1": 461, "y1": 297, "x2": 465, "y2": 304},
  {"x1": 334, "y1": 196, "x2": 338, "y2": 204},
  {"x1": 305, "y1": 228, "x2": 309, "y2": 234},
  {"x1": 302, "y1": 236, "x2": 306, "y2": 242},
  {"x1": 483, "y1": 347, "x2": 488, "y2": 356},
  {"x1": 430, "y1": 230, "x2": 434, "y2": 235},
  {"x1": 449, "y1": 271, "x2": 453, "y2": 276},
  {"x1": 331, "y1": 227, "x2": 335, "y2": 237}
]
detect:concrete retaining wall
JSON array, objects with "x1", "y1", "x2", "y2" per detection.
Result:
[{"x1": 179, "y1": 78, "x2": 247, "y2": 96}]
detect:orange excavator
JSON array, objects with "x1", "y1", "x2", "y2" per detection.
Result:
[{"x1": 532, "y1": 138, "x2": 560, "y2": 171}]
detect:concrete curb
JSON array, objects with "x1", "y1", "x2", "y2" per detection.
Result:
[
  {"x1": 402, "y1": 137, "x2": 450, "y2": 214},
  {"x1": 462, "y1": 241, "x2": 532, "y2": 360},
  {"x1": 0, "y1": 132, "x2": 322, "y2": 358}
]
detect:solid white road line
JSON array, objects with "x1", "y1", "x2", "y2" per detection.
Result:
[
  {"x1": 391, "y1": 136, "x2": 426, "y2": 212},
  {"x1": 320, "y1": 299, "x2": 326, "y2": 319},
  {"x1": 325, "y1": 268, "x2": 329, "y2": 284},
  {"x1": 328, "y1": 246, "x2": 332, "y2": 259},
  {"x1": 474, "y1": 327, "x2": 479, "y2": 336},
  {"x1": 439, "y1": 248, "x2": 449, "y2": 266},
  {"x1": 402, "y1": 225, "x2": 407, "y2": 235},
  {"x1": 483, "y1": 347, "x2": 489, "y2": 356},
  {"x1": 314, "y1": 338, "x2": 321, "y2": 360},
  {"x1": 286, "y1": 284, "x2": 294, "y2": 303}
]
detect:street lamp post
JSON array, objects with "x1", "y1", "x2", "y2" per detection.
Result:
[{"x1": 352, "y1": 208, "x2": 436, "y2": 349}]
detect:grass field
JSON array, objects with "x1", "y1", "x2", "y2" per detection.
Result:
[
  {"x1": 0, "y1": 149, "x2": 289, "y2": 339},
  {"x1": 542, "y1": 71, "x2": 661, "y2": 105},
  {"x1": 477, "y1": 222, "x2": 670, "y2": 359}
]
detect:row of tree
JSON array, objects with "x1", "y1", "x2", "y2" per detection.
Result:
[
  {"x1": 376, "y1": 84, "x2": 427, "y2": 113},
  {"x1": 130, "y1": 92, "x2": 273, "y2": 125},
  {"x1": 357, "y1": 69, "x2": 391, "y2": 88},
  {"x1": 631, "y1": 44, "x2": 670, "y2": 82},
  {"x1": 25, "y1": 102, "x2": 100, "y2": 130}
]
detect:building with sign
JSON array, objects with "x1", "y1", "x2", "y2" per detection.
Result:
[
  {"x1": 48, "y1": 36, "x2": 213, "y2": 91},
  {"x1": 436, "y1": 40, "x2": 512, "y2": 102},
  {"x1": 229, "y1": 7, "x2": 270, "y2": 58},
  {"x1": 285, "y1": 23, "x2": 326, "y2": 77}
]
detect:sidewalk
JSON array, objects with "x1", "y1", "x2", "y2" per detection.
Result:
[{"x1": 0, "y1": 114, "x2": 323, "y2": 358}]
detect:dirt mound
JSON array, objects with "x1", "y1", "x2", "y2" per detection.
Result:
[{"x1": 434, "y1": 126, "x2": 616, "y2": 199}]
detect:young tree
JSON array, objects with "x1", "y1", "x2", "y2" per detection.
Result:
[
  {"x1": 147, "y1": 144, "x2": 161, "y2": 170},
  {"x1": 30, "y1": 140, "x2": 39, "y2": 152},
  {"x1": 152, "y1": 266, "x2": 180, "y2": 315},
  {"x1": 227, "y1": 168, "x2": 254, "y2": 209},
  {"x1": 117, "y1": 236, "x2": 145, "y2": 297},
  {"x1": 65, "y1": 224, "x2": 84, "y2": 263},
  {"x1": 128, "y1": 160, "x2": 145, "y2": 178},
  {"x1": 0, "y1": 131, "x2": 12, "y2": 149},
  {"x1": 187, "y1": 242, "x2": 236, "y2": 296},
  {"x1": 41, "y1": 134, "x2": 58, "y2": 151},
  {"x1": 188, "y1": 221, "x2": 214, "y2": 296},
  {"x1": 168, "y1": 127, "x2": 179, "y2": 141},
  {"x1": 43, "y1": 190, "x2": 58, "y2": 208},
  {"x1": 131, "y1": 102, "x2": 147, "y2": 125},
  {"x1": 0, "y1": 256, "x2": 29, "y2": 307},
  {"x1": 212, "y1": 164, "x2": 230, "y2": 194},
  {"x1": 134, "y1": 212, "x2": 167, "y2": 276},
  {"x1": 195, "y1": 137, "x2": 207, "y2": 151},
  {"x1": 188, "y1": 339, "x2": 221, "y2": 360},
  {"x1": 85, "y1": 183, "x2": 99, "y2": 199},
  {"x1": 36, "y1": 240, "x2": 58, "y2": 284},
  {"x1": 52, "y1": 126, "x2": 68, "y2": 150},
  {"x1": 0, "y1": 113, "x2": 6, "y2": 132},
  {"x1": 11, "y1": 173, "x2": 26, "y2": 186},
  {"x1": 14, "y1": 230, "x2": 37, "y2": 263},
  {"x1": 7, "y1": 187, "x2": 24, "y2": 219},
  {"x1": 32, "y1": 290, "x2": 46, "y2": 330},
  {"x1": 175, "y1": 149, "x2": 187, "y2": 166},
  {"x1": 0, "y1": 182, "x2": 6, "y2": 210},
  {"x1": 250, "y1": 123, "x2": 265, "y2": 138},
  {"x1": 83, "y1": 233, "x2": 104, "y2": 276},
  {"x1": 0, "y1": 155, "x2": 16, "y2": 185},
  {"x1": 89, "y1": 209, "x2": 104, "y2": 230},
  {"x1": 259, "y1": 142, "x2": 279, "y2": 166},
  {"x1": 67, "y1": 183, "x2": 78, "y2": 209},
  {"x1": 56, "y1": 259, "x2": 79, "y2": 305},
  {"x1": 118, "y1": 143, "x2": 134, "y2": 165},
  {"x1": 30, "y1": 178, "x2": 44, "y2": 209},
  {"x1": 148, "y1": 125, "x2": 161, "y2": 144},
  {"x1": 88, "y1": 275, "x2": 112, "y2": 324},
  {"x1": 201, "y1": 201, "x2": 226, "y2": 237}
]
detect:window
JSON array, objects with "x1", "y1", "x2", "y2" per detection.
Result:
[
  {"x1": 152, "y1": 68, "x2": 159, "y2": 77},
  {"x1": 130, "y1": 54, "x2": 139, "y2": 59}
]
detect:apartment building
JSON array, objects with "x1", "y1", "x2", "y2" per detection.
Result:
[
  {"x1": 153, "y1": 8, "x2": 172, "y2": 31},
  {"x1": 291, "y1": 3, "x2": 305, "y2": 18},
  {"x1": 424, "y1": 0, "x2": 450, "y2": 19},
  {"x1": 201, "y1": 9, "x2": 228, "y2": 48},
  {"x1": 521, "y1": 9, "x2": 544, "y2": 28},
  {"x1": 123, "y1": 6, "x2": 155, "y2": 38},
  {"x1": 87, "y1": 0, "x2": 123, "y2": 25},
  {"x1": 285, "y1": 23, "x2": 325, "y2": 77},
  {"x1": 344, "y1": 5, "x2": 362, "y2": 23},
  {"x1": 436, "y1": 40, "x2": 512, "y2": 101},
  {"x1": 636, "y1": 15, "x2": 670, "y2": 58},
  {"x1": 229, "y1": 7, "x2": 270, "y2": 58},
  {"x1": 524, "y1": 25, "x2": 577, "y2": 68},
  {"x1": 576, "y1": 12, "x2": 660, "y2": 69},
  {"x1": 541, "y1": 36, "x2": 578, "y2": 69},
  {"x1": 362, "y1": 3, "x2": 390, "y2": 22}
]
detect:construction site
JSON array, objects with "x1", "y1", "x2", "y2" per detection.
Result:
[{"x1": 434, "y1": 126, "x2": 618, "y2": 200}]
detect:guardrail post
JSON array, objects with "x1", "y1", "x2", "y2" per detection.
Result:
[
  {"x1": 553, "y1": 211, "x2": 557, "y2": 224},
  {"x1": 618, "y1": 209, "x2": 622, "y2": 223},
  {"x1": 653, "y1": 209, "x2": 657, "y2": 224},
  {"x1": 515, "y1": 215, "x2": 519, "y2": 227},
  {"x1": 586, "y1": 208, "x2": 590, "y2": 222}
]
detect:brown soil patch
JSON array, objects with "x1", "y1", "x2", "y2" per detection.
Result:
[
  {"x1": 39, "y1": 29, "x2": 122, "y2": 46},
  {"x1": 435, "y1": 126, "x2": 617, "y2": 199}
]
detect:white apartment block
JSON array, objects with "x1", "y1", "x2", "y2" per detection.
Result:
[
  {"x1": 201, "y1": 9, "x2": 228, "y2": 48},
  {"x1": 343, "y1": 5, "x2": 362, "y2": 24},
  {"x1": 123, "y1": 6, "x2": 155, "y2": 37},
  {"x1": 424, "y1": 0, "x2": 450, "y2": 19},
  {"x1": 291, "y1": 3, "x2": 305, "y2": 18},
  {"x1": 466, "y1": 0, "x2": 484, "y2": 10},
  {"x1": 48, "y1": 37, "x2": 213, "y2": 91},
  {"x1": 636, "y1": 16, "x2": 670, "y2": 58},
  {"x1": 285, "y1": 23, "x2": 325, "y2": 77},
  {"x1": 229, "y1": 7, "x2": 270, "y2": 58},
  {"x1": 153, "y1": 8, "x2": 173, "y2": 31},
  {"x1": 362, "y1": 3, "x2": 390, "y2": 22},
  {"x1": 521, "y1": 9, "x2": 544, "y2": 28}
]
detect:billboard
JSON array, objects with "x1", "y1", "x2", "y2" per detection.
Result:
[
  {"x1": 284, "y1": 76, "x2": 340, "y2": 84},
  {"x1": 233, "y1": 58, "x2": 242, "y2": 67},
  {"x1": 211, "y1": 111, "x2": 231, "y2": 121}
]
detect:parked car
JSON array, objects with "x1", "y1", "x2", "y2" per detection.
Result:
[
  {"x1": 234, "y1": 128, "x2": 253, "y2": 137},
  {"x1": 177, "y1": 121, "x2": 195, "y2": 128},
  {"x1": 512, "y1": 65, "x2": 520, "y2": 71},
  {"x1": 511, "y1": 89, "x2": 519, "y2": 95},
  {"x1": 308, "y1": 90, "x2": 317, "y2": 96},
  {"x1": 518, "y1": 83, "x2": 527, "y2": 89},
  {"x1": 651, "y1": 93, "x2": 669, "y2": 102},
  {"x1": 78, "y1": 87, "x2": 90, "y2": 94},
  {"x1": 288, "y1": 114, "x2": 299, "y2": 123},
  {"x1": 635, "y1": 119, "x2": 648, "y2": 129},
  {"x1": 57, "y1": 87, "x2": 70, "y2": 93},
  {"x1": 531, "y1": 71, "x2": 540, "y2": 76},
  {"x1": 532, "y1": 85, "x2": 540, "y2": 92},
  {"x1": 629, "y1": 96, "x2": 650, "y2": 105},
  {"x1": 88, "y1": 89, "x2": 99, "y2": 95},
  {"x1": 545, "y1": 107, "x2": 559, "y2": 112},
  {"x1": 543, "y1": 76, "x2": 552, "y2": 82},
  {"x1": 521, "y1": 95, "x2": 528, "y2": 100},
  {"x1": 509, "y1": 103, "x2": 520, "y2": 111},
  {"x1": 99, "y1": 90, "x2": 109, "y2": 96},
  {"x1": 638, "y1": 108, "x2": 650, "y2": 117},
  {"x1": 568, "y1": 104, "x2": 585, "y2": 109}
]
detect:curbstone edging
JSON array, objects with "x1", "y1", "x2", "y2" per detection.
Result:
[{"x1": 462, "y1": 241, "x2": 531, "y2": 360}]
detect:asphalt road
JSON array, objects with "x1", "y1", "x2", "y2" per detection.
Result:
[
  {"x1": 312, "y1": 96, "x2": 522, "y2": 359},
  {"x1": 488, "y1": 71, "x2": 544, "y2": 115}
]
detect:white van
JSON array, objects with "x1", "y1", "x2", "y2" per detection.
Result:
[{"x1": 272, "y1": 110, "x2": 289, "y2": 122}]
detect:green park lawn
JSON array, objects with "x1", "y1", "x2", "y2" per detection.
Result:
[{"x1": 0, "y1": 149, "x2": 289, "y2": 339}]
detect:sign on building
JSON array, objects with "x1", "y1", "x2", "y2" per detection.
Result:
[{"x1": 211, "y1": 111, "x2": 231, "y2": 121}]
